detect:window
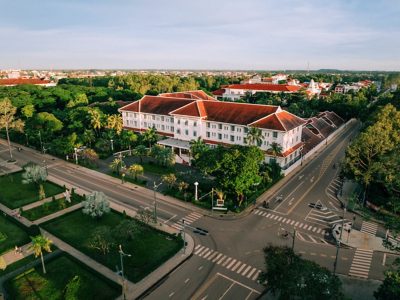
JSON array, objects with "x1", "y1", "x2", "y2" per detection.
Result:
[
  {"x1": 134, "y1": 113, "x2": 137, "y2": 118},
  {"x1": 207, "y1": 122, "x2": 210, "y2": 128},
  {"x1": 185, "y1": 129, "x2": 189, "y2": 135},
  {"x1": 162, "y1": 125, "x2": 165, "y2": 130},
  {"x1": 212, "y1": 124, "x2": 216, "y2": 129},
  {"x1": 236, "y1": 136, "x2": 242, "y2": 141},
  {"x1": 224, "y1": 134, "x2": 228, "y2": 139},
  {"x1": 206, "y1": 131, "x2": 210, "y2": 138},
  {"x1": 231, "y1": 125, "x2": 235, "y2": 131},
  {"x1": 193, "y1": 121, "x2": 197, "y2": 127},
  {"x1": 218, "y1": 124, "x2": 222, "y2": 130},
  {"x1": 194, "y1": 131, "x2": 197, "y2": 137},
  {"x1": 170, "y1": 118, "x2": 174, "y2": 123},
  {"x1": 144, "y1": 122, "x2": 147, "y2": 127},
  {"x1": 125, "y1": 112, "x2": 128, "y2": 117},
  {"x1": 212, "y1": 132, "x2": 216, "y2": 137},
  {"x1": 185, "y1": 120, "x2": 188, "y2": 126},
  {"x1": 273, "y1": 131, "x2": 278, "y2": 138},
  {"x1": 177, "y1": 129, "x2": 181, "y2": 134},
  {"x1": 218, "y1": 133, "x2": 222, "y2": 140},
  {"x1": 152, "y1": 115, "x2": 155, "y2": 120},
  {"x1": 134, "y1": 121, "x2": 137, "y2": 126},
  {"x1": 171, "y1": 126, "x2": 174, "y2": 132},
  {"x1": 230, "y1": 135, "x2": 234, "y2": 142},
  {"x1": 177, "y1": 119, "x2": 180, "y2": 125},
  {"x1": 143, "y1": 115, "x2": 147, "y2": 120},
  {"x1": 161, "y1": 116, "x2": 164, "y2": 121},
  {"x1": 224, "y1": 126, "x2": 228, "y2": 131},
  {"x1": 244, "y1": 127, "x2": 249, "y2": 133}
]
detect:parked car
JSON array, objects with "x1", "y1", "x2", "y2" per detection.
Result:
[{"x1": 308, "y1": 203, "x2": 327, "y2": 210}]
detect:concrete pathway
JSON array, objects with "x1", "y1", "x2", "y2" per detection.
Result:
[
  {"x1": 0, "y1": 202, "x2": 32, "y2": 227},
  {"x1": 22, "y1": 192, "x2": 65, "y2": 211},
  {"x1": 0, "y1": 243, "x2": 32, "y2": 267}
]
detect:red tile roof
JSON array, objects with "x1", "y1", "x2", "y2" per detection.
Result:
[
  {"x1": 212, "y1": 88, "x2": 225, "y2": 96},
  {"x1": 160, "y1": 90, "x2": 216, "y2": 101},
  {"x1": 0, "y1": 78, "x2": 51, "y2": 86},
  {"x1": 265, "y1": 142, "x2": 303, "y2": 157},
  {"x1": 251, "y1": 111, "x2": 306, "y2": 131},
  {"x1": 226, "y1": 84, "x2": 301, "y2": 92}
]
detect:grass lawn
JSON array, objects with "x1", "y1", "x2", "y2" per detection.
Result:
[
  {"x1": 0, "y1": 214, "x2": 30, "y2": 254},
  {"x1": 4, "y1": 254, "x2": 121, "y2": 300},
  {"x1": 42, "y1": 210, "x2": 183, "y2": 283},
  {"x1": 0, "y1": 171, "x2": 65, "y2": 209},
  {"x1": 142, "y1": 162, "x2": 174, "y2": 175},
  {"x1": 21, "y1": 195, "x2": 84, "y2": 221}
]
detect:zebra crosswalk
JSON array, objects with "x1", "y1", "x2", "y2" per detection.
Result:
[
  {"x1": 360, "y1": 221, "x2": 378, "y2": 236},
  {"x1": 348, "y1": 248, "x2": 374, "y2": 279},
  {"x1": 296, "y1": 231, "x2": 330, "y2": 245},
  {"x1": 170, "y1": 211, "x2": 203, "y2": 231},
  {"x1": 253, "y1": 209, "x2": 327, "y2": 236},
  {"x1": 193, "y1": 244, "x2": 261, "y2": 282},
  {"x1": 326, "y1": 176, "x2": 342, "y2": 200},
  {"x1": 305, "y1": 207, "x2": 349, "y2": 228}
]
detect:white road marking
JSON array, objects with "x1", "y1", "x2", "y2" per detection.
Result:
[
  {"x1": 184, "y1": 278, "x2": 190, "y2": 284},
  {"x1": 231, "y1": 261, "x2": 242, "y2": 272}
]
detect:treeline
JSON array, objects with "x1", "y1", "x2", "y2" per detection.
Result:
[
  {"x1": 59, "y1": 74, "x2": 241, "y2": 95},
  {"x1": 343, "y1": 99, "x2": 400, "y2": 212}
]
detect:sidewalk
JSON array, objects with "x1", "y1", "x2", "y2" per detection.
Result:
[
  {"x1": 22, "y1": 192, "x2": 65, "y2": 211},
  {"x1": 0, "y1": 243, "x2": 32, "y2": 267},
  {"x1": 338, "y1": 229, "x2": 397, "y2": 253},
  {"x1": 33, "y1": 203, "x2": 82, "y2": 225}
]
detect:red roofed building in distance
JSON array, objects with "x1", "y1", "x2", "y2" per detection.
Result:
[
  {"x1": 0, "y1": 78, "x2": 56, "y2": 87},
  {"x1": 119, "y1": 90, "x2": 307, "y2": 171},
  {"x1": 212, "y1": 83, "x2": 302, "y2": 101}
]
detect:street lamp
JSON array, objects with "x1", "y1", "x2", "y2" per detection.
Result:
[
  {"x1": 118, "y1": 244, "x2": 131, "y2": 300},
  {"x1": 194, "y1": 182, "x2": 199, "y2": 201},
  {"x1": 38, "y1": 131, "x2": 44, "y2": 153},
  {"x1": 153, "y1": 181, "x2": 163, "y2": 222},
  {"x1": 334, "y1": 207, "x2": 346, "y2": 275},
  {"x1": 43, "y1": 160, "x2": 48, "y2": 176},
  {"x1": 74, "y1": 147, "x2": 78, "y2": 165},
  {"x1": 181, "y1": 219, "x2": 186, "y2": 254},
  {"x1": 25, "y1": 133, "x2": 29, "y2": 146},
  {"x1": 110, "y1": 139, "x2": 114, "y2": 152}
]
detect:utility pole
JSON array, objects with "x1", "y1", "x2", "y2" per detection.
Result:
[
  {"x1": 153, "y1": 181, "x2": 162, "y2": 222},
  {"x1": 182, "y1": 219, "x2": 186, "y2": 254},
  {"x1": 118, "y1": 245, "x2": 131, "y2": 300},
  {"x1": 211, "y1": 188, "x2": 214, "y2": 215},
  {"x1": 334, "y1": 208, "x2": 346, "y2": 275},
  {"x1": 292, "y1": 227, "x2": 296, "y2": 250}
]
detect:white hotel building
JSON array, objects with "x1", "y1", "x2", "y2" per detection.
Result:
[{"x1": 119, "y1": 91, "x2": 306, "y2": 170}]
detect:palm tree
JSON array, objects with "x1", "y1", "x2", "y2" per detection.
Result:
[
  {"x1": 0, "y1": 98, "x2": 25, "y2": 161},
  {"x1": 88, "y1": 108, "x2": 102, "y2": 136},
  {"x1": 82, "y1": 129, "x2": 95, "y2": 147},
  {"x1": 30, "y1": 235, "x2": 52, "y2": 274},
  {"x1": 245, "y1": 127, "x2": 264, "y2": 147},
  {"x1": 128, "y1": 164, "x2": 144, "y2": 180},
  {"x1": 109, "y1": 158, "x2": 125, "y2": 174},
  {"x1": 269, "y1": 142, "x2": 283, "y2": 157},
  {"x1": 134, "y1": 145, "x2": 148, "y2": 163},
  {"x1": 189, "y1": 137, "x2": 208, "y2": 161},
  {"x1": 142, "y1": 126, "x2": 157, "y2": 149}
]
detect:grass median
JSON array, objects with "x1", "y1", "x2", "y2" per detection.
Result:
[{"x1": 42, "y1": 209, "x2": 183, "y2": 283}]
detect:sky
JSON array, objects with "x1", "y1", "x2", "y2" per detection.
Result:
[{"x1": 0, "y1": 0, "x2": 399, "y2": 70}]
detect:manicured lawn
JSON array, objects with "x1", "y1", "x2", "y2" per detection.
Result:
[
  {"x1": 0, "y1": 214, "x2": 30, "y2": 254},
  {"x1": 4, "y1": 255, "x2": 121, "y2": 300},
  {"x1": 42, "y1": 210, "x2": 183, "y2": 283},
  {"x1": 142, "y1": 162, "x2": 174, "y2": 175},
  {"x1": 0, "y1": 171, "x2": 65, "y2": 209},
  {"x1": 22, "y1": 195, "x2": 84, "y2": 221}
]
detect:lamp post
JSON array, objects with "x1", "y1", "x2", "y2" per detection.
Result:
[
  {"x1": 38, "y1": 131, "x2": 44, "y2": 153},
  {"x1": 74, "y1": 147, "x2": 78, "y2": 165},
  {"x1": 25, "y1": 133, "x2": 29, "y2": 146},
  {"x1": 118, "y1": 244, "x2": 131, "y2": 300},
  {"x1": 43, "y1": 160, "x2": 48, "y2": 176},
  {"x1": 181, "y1": 219, "x2": 186, "y2": 254},
  {"x1": 110, "y1": 139, "x2": 114, "y2": 152},
  {"x1": 194, "y1": 182, "x2": 199, "y2": 201},
  {"x1": 153, "y1": 181, "x2": 163, "y2": 222},
  {"x1": 334, "y1": 207, "x2": 346, "y2": 275}
]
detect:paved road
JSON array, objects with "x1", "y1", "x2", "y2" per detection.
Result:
[{"x1": 0, "y1": 121, "x2": 397, "y2": 300}]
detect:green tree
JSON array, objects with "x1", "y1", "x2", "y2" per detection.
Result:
[
  {"x1": 82, "y1": 129, "x2": 96, "y2": 147},
  {"x1": 142, "y1": 126, "x2": 157, "y2": 148},
  {"x1": 88, "y1": 226, "x2": 115, "y2": 255},
  {"x1": 82, "y1": 191, "x2": 110, "y2": 218},
  {"x1": 30, "y1": 235, "x2": 52, "y2": 274},
  {"x1": 268, "y1": 142, "x2": 283, "y2": 157},
  {"x1": 189, "y1": 137, "x2": 209, "y2": 162},
  {"x1": 259, "y1": 245, "x2": 344, "y2": 300},
  {"x1": 245, "y1": 127, "x2": 264, "y2": 147},
  {"x1": 106, "y1": 114, "x2": 123, "y2": 135},
  {"x1": 113, "y1": 219, "x2": 140, "y2": 241},
  {"x1": 120, "y1": 130, "x2": 137, "y2": 150},
  {"x1": 134, "y1": 145, "x2": 148, "y2": 163},
  {"x1": 88, "y1": 108, "x2": 103, "y2": 136},
  {"x1": 0, "y1": 98, "x2": 25, "y2": 160},
  {"x1": 127, "y1": 164, "x2": 144, "y2": 180},
  {"x1": 161, "y1": 173, "x2": 177, "y2": 189},
  {"x1": 374, "y1": 258, "x2": 400, "y2": 300},
  {"x1": 151, "y1": 146, "x2": 174, "y2": 167},
  {"x1": 80, "y1": 148, "x2": 99, "y2": 166},
  {"x1": 22, "y1": 164, "x2": 48, "y2": 200},
  {"x1": 64, "y1": 275, "x2": 81, "y2": 300},
  {"x1": 21, "y1": 104, "x2": 35, "y2": 118}
]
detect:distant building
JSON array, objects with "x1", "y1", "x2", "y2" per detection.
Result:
[
  {"x1": 212, "y1": 84, "x2": 302, "y2": 101},
  {"x1": 334, "y1": 80, "x2": 373, "y2": 94},
  {"x1": 0, "y1": 78, "x2": 56, "y2": 87}
]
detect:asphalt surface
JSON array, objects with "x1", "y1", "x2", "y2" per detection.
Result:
[{"x1": 0, "y1": 122, "x2": 398, "y2": 300}]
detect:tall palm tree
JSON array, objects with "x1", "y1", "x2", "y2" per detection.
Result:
[
  {"x1": 269, "y1": 142, "x2": 283, "y2": 156},
  {"x1": 189, "y1": 137, "x2": 208, "y2": 161},
  {"x1": 109, "y1": 158, "x2": 125, "y2": 174},
  {"x1": 142, "y1": 126, "x2": 157, "y2": 149},
  {"x1": 0, "y1": 98, "x2": 24, "y2": 161},
  {"x1": 245, "y1": 127, "x2": 264, "y2": 147},
  {"x1": 128, "y1": 164, "x2": 144, "y2": 180},
  {"x1": 88, "y1": 108, "x2": 102, "y2": 136},
  {"x1": 134, "y1": 145, "x2": 148, "y2": 163},
  {"x1": 30, "y1": 235, "x2": 52, "y2": 274}
]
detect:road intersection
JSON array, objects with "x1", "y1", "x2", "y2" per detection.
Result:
[{"x1": 0, "y1": 119, "x2": 398, "y2": 299}]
